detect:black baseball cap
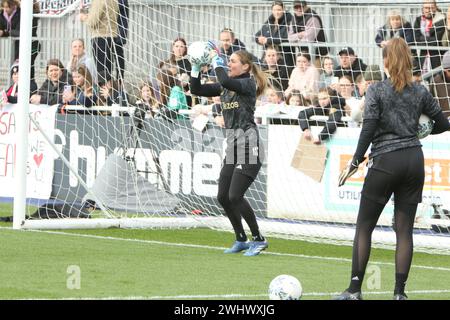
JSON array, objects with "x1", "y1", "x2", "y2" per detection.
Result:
[
  {"x1": 293, "y1": 1, "x2": 307, "y2": 8},
  {"x1": 338, "y1": 47, "x2": 355, "y2": 56}
]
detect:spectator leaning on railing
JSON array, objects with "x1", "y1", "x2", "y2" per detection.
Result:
[
  {"x1": 255, "y1": 0, "x2": 295, "y2": 73},
  {"x1": 4, "y1": 64, "x2": 38, "y2": 104},
  {"x1": 375, "y1": 9, "x2": 414, "y2": 49},
  {"x1": 429, "y1": 50, "x2": 450, "y2": 117},
  {"x1": 288, "y1": 0, "x2": 329, "y2": 58},
  {"x1": 413, "y1": 0, "x2": 446, "y2": 71},
  {"x1": 30, "y1": 59, "x2": 72, "y2": 106}
]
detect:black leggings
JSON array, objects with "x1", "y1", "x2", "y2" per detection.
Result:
[
  {"x1": 217, "y1": 163, "x2": 262, "y2": 241},
  {"x1": 349, "y1": 147, "x2": 423, "y2": 292},
  {"x1": 351, "y1": 196, "x2": 417, "y2": 282}
]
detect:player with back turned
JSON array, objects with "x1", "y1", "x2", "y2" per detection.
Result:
[
  {"x1": 335, "y1": 38, "x2": 450, "y2": 300},
  {"x1": 190, "y1": 43, "x2": 269, "y2": 256}
]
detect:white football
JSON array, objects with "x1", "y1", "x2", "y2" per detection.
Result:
[
  {"x1": 268, "y1": 275, "x2": 303, "y2": 300},
  {"x1": 418, "y1": 114, "x2": 434, "y2": 139},
  {"x1": 187, "y1": 41, "x2": 212, "y2": 66}
]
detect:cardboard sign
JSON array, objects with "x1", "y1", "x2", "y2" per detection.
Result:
[{"x1": 290, "y1": 135, "x2": 328, "y2": 182}]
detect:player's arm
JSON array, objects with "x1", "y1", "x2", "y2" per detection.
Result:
[
  {"x1": 206, "y1": 41, "x2": 251, "y2": 95},
  {"x1": 339, "y1": 86, "x2": 379, "y2": 186},
  {"x1": 189, "y1": 72, "x2": 222, "y2": 98},
  {"x1": 214, "y1": 67, "x2": 248, "y2": 94},
  {"x1": 422, "y1": 90, "x2": 450, "y2": 134}
]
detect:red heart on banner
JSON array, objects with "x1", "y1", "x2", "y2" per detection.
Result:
[{"x1": 33, "y1": 153, "x2": 43, "y2": 167}]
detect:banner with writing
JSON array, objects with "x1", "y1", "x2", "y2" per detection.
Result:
[{"x1": 0, "y1": 104, "x2": 57, "y2": 199}]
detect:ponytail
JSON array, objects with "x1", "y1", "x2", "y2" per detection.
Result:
[{"x1": 233, "y1": 50, "x2": 268, "y2": 98}]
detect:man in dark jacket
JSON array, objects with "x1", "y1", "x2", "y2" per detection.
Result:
[{"x1": 334, "y1": 47, "x2": 367, "y2": 83}]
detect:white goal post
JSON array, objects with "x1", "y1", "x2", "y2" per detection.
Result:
[{"x1": 7, "y1": 0, "x2": 450, "y2": 254}]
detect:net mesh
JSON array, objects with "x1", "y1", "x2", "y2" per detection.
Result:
[{"x1": 1, "y1": 0, "x2": 450, "y2": 253}]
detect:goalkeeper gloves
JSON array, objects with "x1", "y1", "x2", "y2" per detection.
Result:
[
  {"x1": 338, "y1": 157, "x2": 365, "y2": 187},
  {"x1": 212, "y1": 55, "x2": 226, "y2": 70},
  {"x1": 191, "y1": 63, "x2": 201, "y2": 78},
  {"x1": 207, "y1": 40, "x2": 226, "y2": 69}
]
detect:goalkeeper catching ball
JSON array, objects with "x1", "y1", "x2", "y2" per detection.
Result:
[{"x1": 190, "y1": 42, "x2": 269, "y2": 256}]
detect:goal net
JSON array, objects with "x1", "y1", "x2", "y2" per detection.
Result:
[{"x1": 4, "y1": 0, "x2": 450, "y2": 254}]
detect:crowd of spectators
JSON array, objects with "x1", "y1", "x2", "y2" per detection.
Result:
[{"x1": 1, "y1": 0, "x2": 450, "y2": 138}]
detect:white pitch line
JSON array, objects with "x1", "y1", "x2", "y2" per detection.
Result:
[
  {"x1": 2, "y1": 226, "x2": 450, "y2": 272},
  {"x1": 38, "y1": 289, "x2": 450, "y2": 300}
]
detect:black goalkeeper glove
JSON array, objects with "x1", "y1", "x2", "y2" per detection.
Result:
[{"x1": 338, "y1": 158, "x2": 365, "y2": 187}]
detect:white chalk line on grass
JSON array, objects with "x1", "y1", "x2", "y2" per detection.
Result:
[
  {"x1": 49, "y1": 289, "x2": 450, "y2": 300},
  {"x1": 2, "y1": 226, "x2": 450, "y2": 273}
]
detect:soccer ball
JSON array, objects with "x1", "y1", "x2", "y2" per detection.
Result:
[
  {"x1": 187, "y1": 41, "x2": 212, "y2": 66},
  {"x1": 268, "y1": 275, "x2": 302, "y2": 300},
  {"x1": 417, "y1": 114, "x2": 434, "y2": 139}
]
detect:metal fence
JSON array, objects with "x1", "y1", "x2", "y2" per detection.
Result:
[{"x1": 1, "y1": 1, "x2": 450, "y2": 87}]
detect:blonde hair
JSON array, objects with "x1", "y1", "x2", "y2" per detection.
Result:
[
  {"x1": 233, "y1": 50, "x2": 268, "y2": 97},
  {"x1": 382, "y1": 38, "x2": 413, "y2": 92},
  {"x1": 386, "y1": 9, "x2": 404, "y2": 28}
]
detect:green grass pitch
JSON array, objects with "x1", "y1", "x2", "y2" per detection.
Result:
[{"x1": 1, "y1": 203, "x2": 450, "y2": 300}]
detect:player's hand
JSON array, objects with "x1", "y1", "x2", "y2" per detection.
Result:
[
  {"x1": 211, "y1": 55, "x2": 226, "y2": 69},
  {"x1": 338, "y1": 158, "x2": 364, "y2": 187},
  {"x1": 303, "y1": 129, "x2": 312, "y2": 141}
]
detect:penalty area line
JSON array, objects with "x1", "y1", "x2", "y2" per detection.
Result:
[{"x1": 2, "y1": 226, "x2": 450, "y2": 272}]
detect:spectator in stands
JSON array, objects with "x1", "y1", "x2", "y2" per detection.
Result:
[
  {"x1": 318, "y1": 56, "x2": 337, "y2": 90},
  {"x1": 349, "y1": 65, "x2": 383, "y2": 125},
  {"x1": 440, "y1": 6, "x2": 450, "y2": 46},
  {"x1": 298, "y1": 87, "x2": 346, "y2": 144},
  {"x1": 284, "y1": 51, "x2": 320, "y2": 103},
  {"x1": 255, "y1": 0, "x2": 295, "y2": 72},
  {"x1": 4, "y1": 64, "x2": 38, "y2": 104},
  {"x1": 156, "y1": 69, "x2": 188, "y2": 120},
  {"x1": 413, "y1": 0, "x2": 446, "y2": 71},
  {"x1": 219, "y1": 28, "x2": 246, "y2": 58},
  {"x1": 412, "y1": 59, "x2": 426, "y2": 85},
  {"x1": 134, "y1": 82, "x2": 160, "y2": 119},
  {"x1": 354, "y1": 75, "x2": 365, "y2": 99},
  {"x1": 218, "y1": 28, "x2": 260, "y2": 68},
  {"x1": 66, "y1": 39, "x2": 97, "y2": 83},
  {"x1": 334, "y1": 47, "x2": 367, "y2": 83},
  {"x1": 261, "y1": 46, "x2": 290, "y2": 93},
  {"x1": 164, "y1": 37, "x2": 192, "y2": 106},
  {"x1": 375, "y1": 10, "x2": 414, "y2": 48},
  {"x1": 0, "y1": 0, "x2": 41, "y2": 80},
  {"x1": 429, "y1": 50, "x2": 450, "y2": 117},
  {"x1": 288, "y1": 0, "x2": 329, "y2": 58},
  {"x1": 337, "y1": 75, "x2": 358, "y2": 100},
  {"x1": 62, "y1": 65, "x2": 97, "y2": 108},
  {"x1": 337, "y1": 75, "x2": 362, "y2": 127},
  {"x1": 30, "y1": 59, "x2": 72, "y2": 105},
  {"x1": 286, "y1": 89, "x2": 303, "y2": 106},
  {"x1": 97, "y1": 72, "x2": 128, "y2": 107},
  {"x1": 264, "y1": 86, "x2": 285, "y2": 105},
  {"x1": 113, "y1": 0, "x2": 129, "y2": 82},
  {"x1": 79, "y1": 0, "x2": 119, "y2": 86},
  {"x1": 165, "y1": 37, "x2": 192, "y2": 76}
]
